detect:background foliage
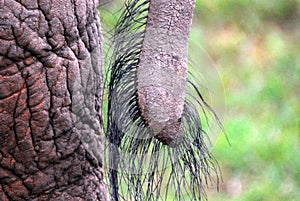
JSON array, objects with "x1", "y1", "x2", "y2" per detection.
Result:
[
  {"x1": 195, "y1": 1, "x2": 300, "y2": 201},
  {"x1": 100, "y1": 1, "x2": 300, "y2": 200}
]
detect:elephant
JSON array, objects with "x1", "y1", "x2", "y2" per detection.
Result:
[
  {"x1": 0, "y1": 0, "x2": 108, "y2": 200},
  {"x1": 0, "y1": 0, "x2": 220, "y2": 200}
]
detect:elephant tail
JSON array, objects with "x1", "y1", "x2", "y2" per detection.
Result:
[{"x1": 105, "y1": 0, "x2": 223, "y2": 200}]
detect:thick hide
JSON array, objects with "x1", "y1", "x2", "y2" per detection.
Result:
[{"x1": 0, "y1": 0, "x2": 108, "y2": 200}]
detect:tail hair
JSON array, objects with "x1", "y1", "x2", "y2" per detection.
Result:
[{"x1": 105, "y1": 1, "x2": 222, "y2": 200}]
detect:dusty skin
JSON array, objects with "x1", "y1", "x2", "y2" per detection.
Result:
[{"x1": 137, "y1": 0, "x2": 196, "y2": 146}]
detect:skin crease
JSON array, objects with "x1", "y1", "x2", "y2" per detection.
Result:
[
  {"x1": 137, "y1": 0, "x2": 196, "y2": 146},
  {"x1": 0, "y1": 0, "x2": 108, "y2": 200}
]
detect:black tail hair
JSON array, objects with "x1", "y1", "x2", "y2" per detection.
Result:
[{"x1": 105, "y1": 0, "x2": 222, "y2": 200}]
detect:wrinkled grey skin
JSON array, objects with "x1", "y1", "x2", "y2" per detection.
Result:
[{"x1": 0, "y1": 0, "x2": 108, "y2": 200}]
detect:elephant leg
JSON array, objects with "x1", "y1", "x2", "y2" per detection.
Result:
[{"x1": 0, "y1": 0, "x2": 108, "y2": 200}]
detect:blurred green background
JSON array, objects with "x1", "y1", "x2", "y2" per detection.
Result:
[
  {"x1": 194, "y1": 1, "x2": 300, "y2": 201},
  {"x1": 100, "y1": 0, "x2": 300, "y2": 200}
]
